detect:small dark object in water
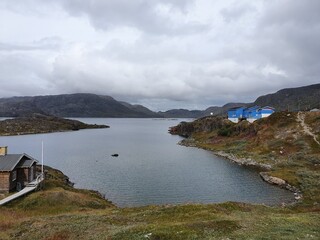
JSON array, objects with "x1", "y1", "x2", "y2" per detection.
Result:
[{"x1": 111, "y1": 154, "x2": 119, "y2": 157}]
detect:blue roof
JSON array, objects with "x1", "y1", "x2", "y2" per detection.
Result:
[
  {"x1": 228, "y1": 107, "x2": 245, "y2": 111},
  {"x1": 245, "y1": 106, "x2": 260, "y2": 111}
]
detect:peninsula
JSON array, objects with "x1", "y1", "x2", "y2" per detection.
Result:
[{"x1": 170, "y1": 111, "x2": 320, "y2": 207}]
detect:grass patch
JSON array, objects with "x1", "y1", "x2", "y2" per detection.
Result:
[{"x1": 3, "y1": 203, "x2": 320, "y2": 240}]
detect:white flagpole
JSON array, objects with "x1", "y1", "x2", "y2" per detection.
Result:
[{"x1": 41, "y1": 141, "x2": 44, "y2": 178}]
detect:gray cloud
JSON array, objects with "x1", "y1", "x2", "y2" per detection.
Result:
[
  {"x1": 253, "y1": 1, "x2": 320, "y2": 83},
  {"x1": 0, "y1": 0, "x2": 319, "y2": 111},
  {"x1": 0, "y1": 37, "x2": 62, "y2": 52},
  {"x1": 220, "y1": 2, "x2": 256, "y2": 23},
  {"x1": 259, "y1": 0, "x2": 320, "y2": 27},
  {"x1": 54, "y1": 0, "x2": 207, "y2": 35}
]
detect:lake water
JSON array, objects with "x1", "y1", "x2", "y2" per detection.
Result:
[{"x1": 0, "y1": 118, "x2": 294, "y2": 207}]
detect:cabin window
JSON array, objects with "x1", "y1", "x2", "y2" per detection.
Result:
[{"x1": 11, "y1": 170, "x2": 17, "y2": 181}]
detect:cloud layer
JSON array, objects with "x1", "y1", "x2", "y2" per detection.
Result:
[{"x1": 0, "y1": 0, "x2": 319, "y2": 110}]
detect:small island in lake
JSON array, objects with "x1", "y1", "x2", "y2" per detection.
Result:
[{"x1": 0, "y1": 114, "x2": 109, "y2": 136}]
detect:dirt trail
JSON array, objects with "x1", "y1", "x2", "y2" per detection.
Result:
[{"x1": 297, "y1": 112, "x2": 320, "y2": 146}]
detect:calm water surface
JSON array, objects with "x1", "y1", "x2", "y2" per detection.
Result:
[{"x1": 0, "y1": 118, "x2": 293, "y2": 207}]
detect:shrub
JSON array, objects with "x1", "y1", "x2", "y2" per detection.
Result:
[{"x1": 218, "y1": 127, "x2": 232, "y2": 137}]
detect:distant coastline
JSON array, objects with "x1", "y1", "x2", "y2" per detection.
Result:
[{"x1": 0, "y1": 114, "x2": 109, "y2": 136}]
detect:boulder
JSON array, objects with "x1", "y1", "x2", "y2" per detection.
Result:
[{"x1": 260, "y1": 172, "x2": 286, "y2": 186}]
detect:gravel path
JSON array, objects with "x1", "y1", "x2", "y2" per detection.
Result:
[{"x1": 297, "y1": 112, "x2": 320, "y2": 146}]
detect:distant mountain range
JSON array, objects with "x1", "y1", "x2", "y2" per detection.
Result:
[
  {"x1": 0, "y1": 93, "x2": 159, "y2": 118},
  {"x1": 159, "y1": 83, "x2": 320, "y2": 117},
  {"x1": 0, "y1": 83, "x2": 319, "y2": 118},
  {"x1": 254, "y1": 84, "x2": 320, "y2": 111}
]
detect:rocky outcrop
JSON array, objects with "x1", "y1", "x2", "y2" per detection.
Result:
[
  {"x1": 170, "y1": 116, "x2": 258, "y2": 138},
  {"x1": 260, "y1": 172, "x2": 286, "y2": 186},
  {"x1": 169, "y1": 121, "x2": 196, "y2": 137},
  {"x1": 170, "y1": 116, "x2": 230, "y2": 137},
  {"x1": 260, "y1": 172, "x2": 302, "y2": 201}
]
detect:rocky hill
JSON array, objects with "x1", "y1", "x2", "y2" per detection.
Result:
[
  {"x1": 158, "y1": 109, "x2": 203, "y2": 118},
  {"x1": 119, "y1": 101, "x2": 159, "y2": 117},
  {"x1": 0, "y1": 114, "x2": 109, "y2": 136},
  {"x1": 0, "y1": 93, "x2": 159, "y2": 118},
  {"x1": 253, "y1": 83, "x2": 320, "y2": 111}
]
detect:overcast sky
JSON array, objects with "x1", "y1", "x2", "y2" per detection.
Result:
[{"x1": 0, "y1": 0, "x2": 319, "y2": 111}]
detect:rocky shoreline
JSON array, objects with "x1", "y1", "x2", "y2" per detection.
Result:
[
  {"x1": 214, "y1": 151, "x2": 302, "y2": 200},
  {"x1": 179, "y1": 138, "x2": 303, "y2": 203},
  {"x1": 259, "y1": 172, "x2": 302, "y2": 201},
  {"x1": 179, "y1": 138, "x2": 271, "y2": 170}
]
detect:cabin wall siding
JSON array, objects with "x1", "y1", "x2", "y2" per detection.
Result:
[
  {"x1": 0, "y1": 172, "x2": 10, "y2": 192},
  {"x1": 229, "y1": 118, "x2": 239, "y2": 123},
  {"x1": 0, "y1": 164, "x2": 38, "y2": 192}
]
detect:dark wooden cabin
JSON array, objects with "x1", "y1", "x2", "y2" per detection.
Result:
[{"x1": 0, "y1": 147, "x2": 38, "y2": 193}]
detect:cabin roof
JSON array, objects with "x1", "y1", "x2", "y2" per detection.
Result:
[
  {"x1": 0, "y1": 154, "x2": 37, "y2": 172},
  {"x1": 228, "y1": 107, "x2": 246, "y2": 111}
]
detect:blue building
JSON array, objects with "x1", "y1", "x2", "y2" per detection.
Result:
[
  {"x1": 259, "y1": 106, "x2": 275, "y2": 118},
  {"x1": 227, "y1": 107, "x2": 246, "y2": 123},
  {"x1": 243, "y1": 106, "x2": 260, "y2": 121},
  {"x1": 228, "y1": 106, "x2": 275, "y2": 123}
]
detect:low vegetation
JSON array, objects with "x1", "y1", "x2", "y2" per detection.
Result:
[{"x1": 0, "y1": 112, "x2": 319, "y2": 239}]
